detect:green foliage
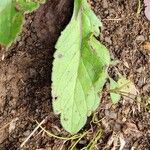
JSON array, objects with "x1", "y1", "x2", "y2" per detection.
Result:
[
  {"x1": 0, "y1": 0, "x2": 45, "y2": 46},
  {"x1": 109, "y1": 78, "x2": 121, "y2": 104},
  {"x1": 52, "y1": 0, "x2": 110, "y2": 134}
]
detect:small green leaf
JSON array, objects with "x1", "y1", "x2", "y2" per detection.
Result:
[
  {"x1": 52, "y1": 0, "x2": 110, "y2": 134},
  {"x1": 109, "y1": 78, "x2": 121, "y2": 104},
  {"x1": 0, "y1": 0, "x2": 45, "y2": 46}
]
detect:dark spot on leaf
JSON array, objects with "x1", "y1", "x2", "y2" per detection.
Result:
[
  {"x1": 15, "y1": 3, "x2": 22, "y2": 12},
  {"x1": 54, "y1": 96, "x2": 58, "y2": 101},
  {"x1": 63, "y1": 117, "x2": 68, "y2": 121},
  {"x1": 90, "y1": 45, "x2": 96, "y2": 52},
  {"x1": 58, "y1": 54, "x2": 63, "y2": 58}
]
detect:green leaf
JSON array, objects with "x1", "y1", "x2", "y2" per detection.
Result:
[
  {"x1": 0, "y1": 0, "x2": 45, "y2": 46},
  {"x1": 109, "y1": 78, "x2": 121, "y2": 104},
  {"x1": 52, "y1": 0, "x2": 110, "y2": 134}
]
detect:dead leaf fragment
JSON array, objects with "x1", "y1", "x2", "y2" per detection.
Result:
[
  {"x1": 143, "y1": 42, "x2": 150, "y2": 52},
  {"x1": 118, "y1": 77, "x2": 138, "y2": 100},
  {"x1": 9, "y1": 117, "x2": 19, "y2": 134},
  {"x1": 123, "y1": 122, "x2": 142, "y2": 137},
  {"x1": 119, "y1": 134, "x2": 126, "y2": 150},
  {"x1": 123, "y1": 61, "x2": 129, "y2": 68}
]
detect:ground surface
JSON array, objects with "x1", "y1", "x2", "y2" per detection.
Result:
[{"x1": 0, "y1": 0, "x2": 150, "y2": 150}]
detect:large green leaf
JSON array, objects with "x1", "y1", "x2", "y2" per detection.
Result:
[
  {"x1": 0, "y1": 0, "x2": 45, "y2": 46},
  {"x1": 52, "y1": 0, "x2": 110, "y2": 134}
]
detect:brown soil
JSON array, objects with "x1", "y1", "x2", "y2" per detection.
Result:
[{"x1": 0, "y1": 0, "x2": 149, "y2": 150}]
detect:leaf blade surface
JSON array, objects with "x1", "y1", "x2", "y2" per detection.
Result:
[{"x1": 52, "y1": 0, "x2": 110, "y2": 134}]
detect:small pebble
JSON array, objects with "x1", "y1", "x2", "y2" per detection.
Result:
[
  {"x1": 23, "y1": 130, "x2": 31, "y2": 136},
  {"x1": 105, "y1": 37, "x2": 112, "y2": 45},
  {"x1": 136, "y1": 35, "x2": 145, "y2": 42},
  {"x1": 105, "y1": 110, "x2": 117, "y2": 119},
  {"x1": 144, "y1": 0, "x2": 150, "y2": 20},
  {"x1": 29, "y1": 68, "x2": 37, "y2": 77},
  {"x1": 103, "y1": 0, "x2": 108, "y2": 8},
  {"x1": 113, "y1": 123, "x2": 122, "y2": 132},
  {"x1": 9, "y1": 118, "x2": 19, "y2": 134}
]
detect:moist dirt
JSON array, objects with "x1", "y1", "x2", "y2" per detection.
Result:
[{"x1": 0, "y1": 0, "x2": 149, "y2": 149}]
